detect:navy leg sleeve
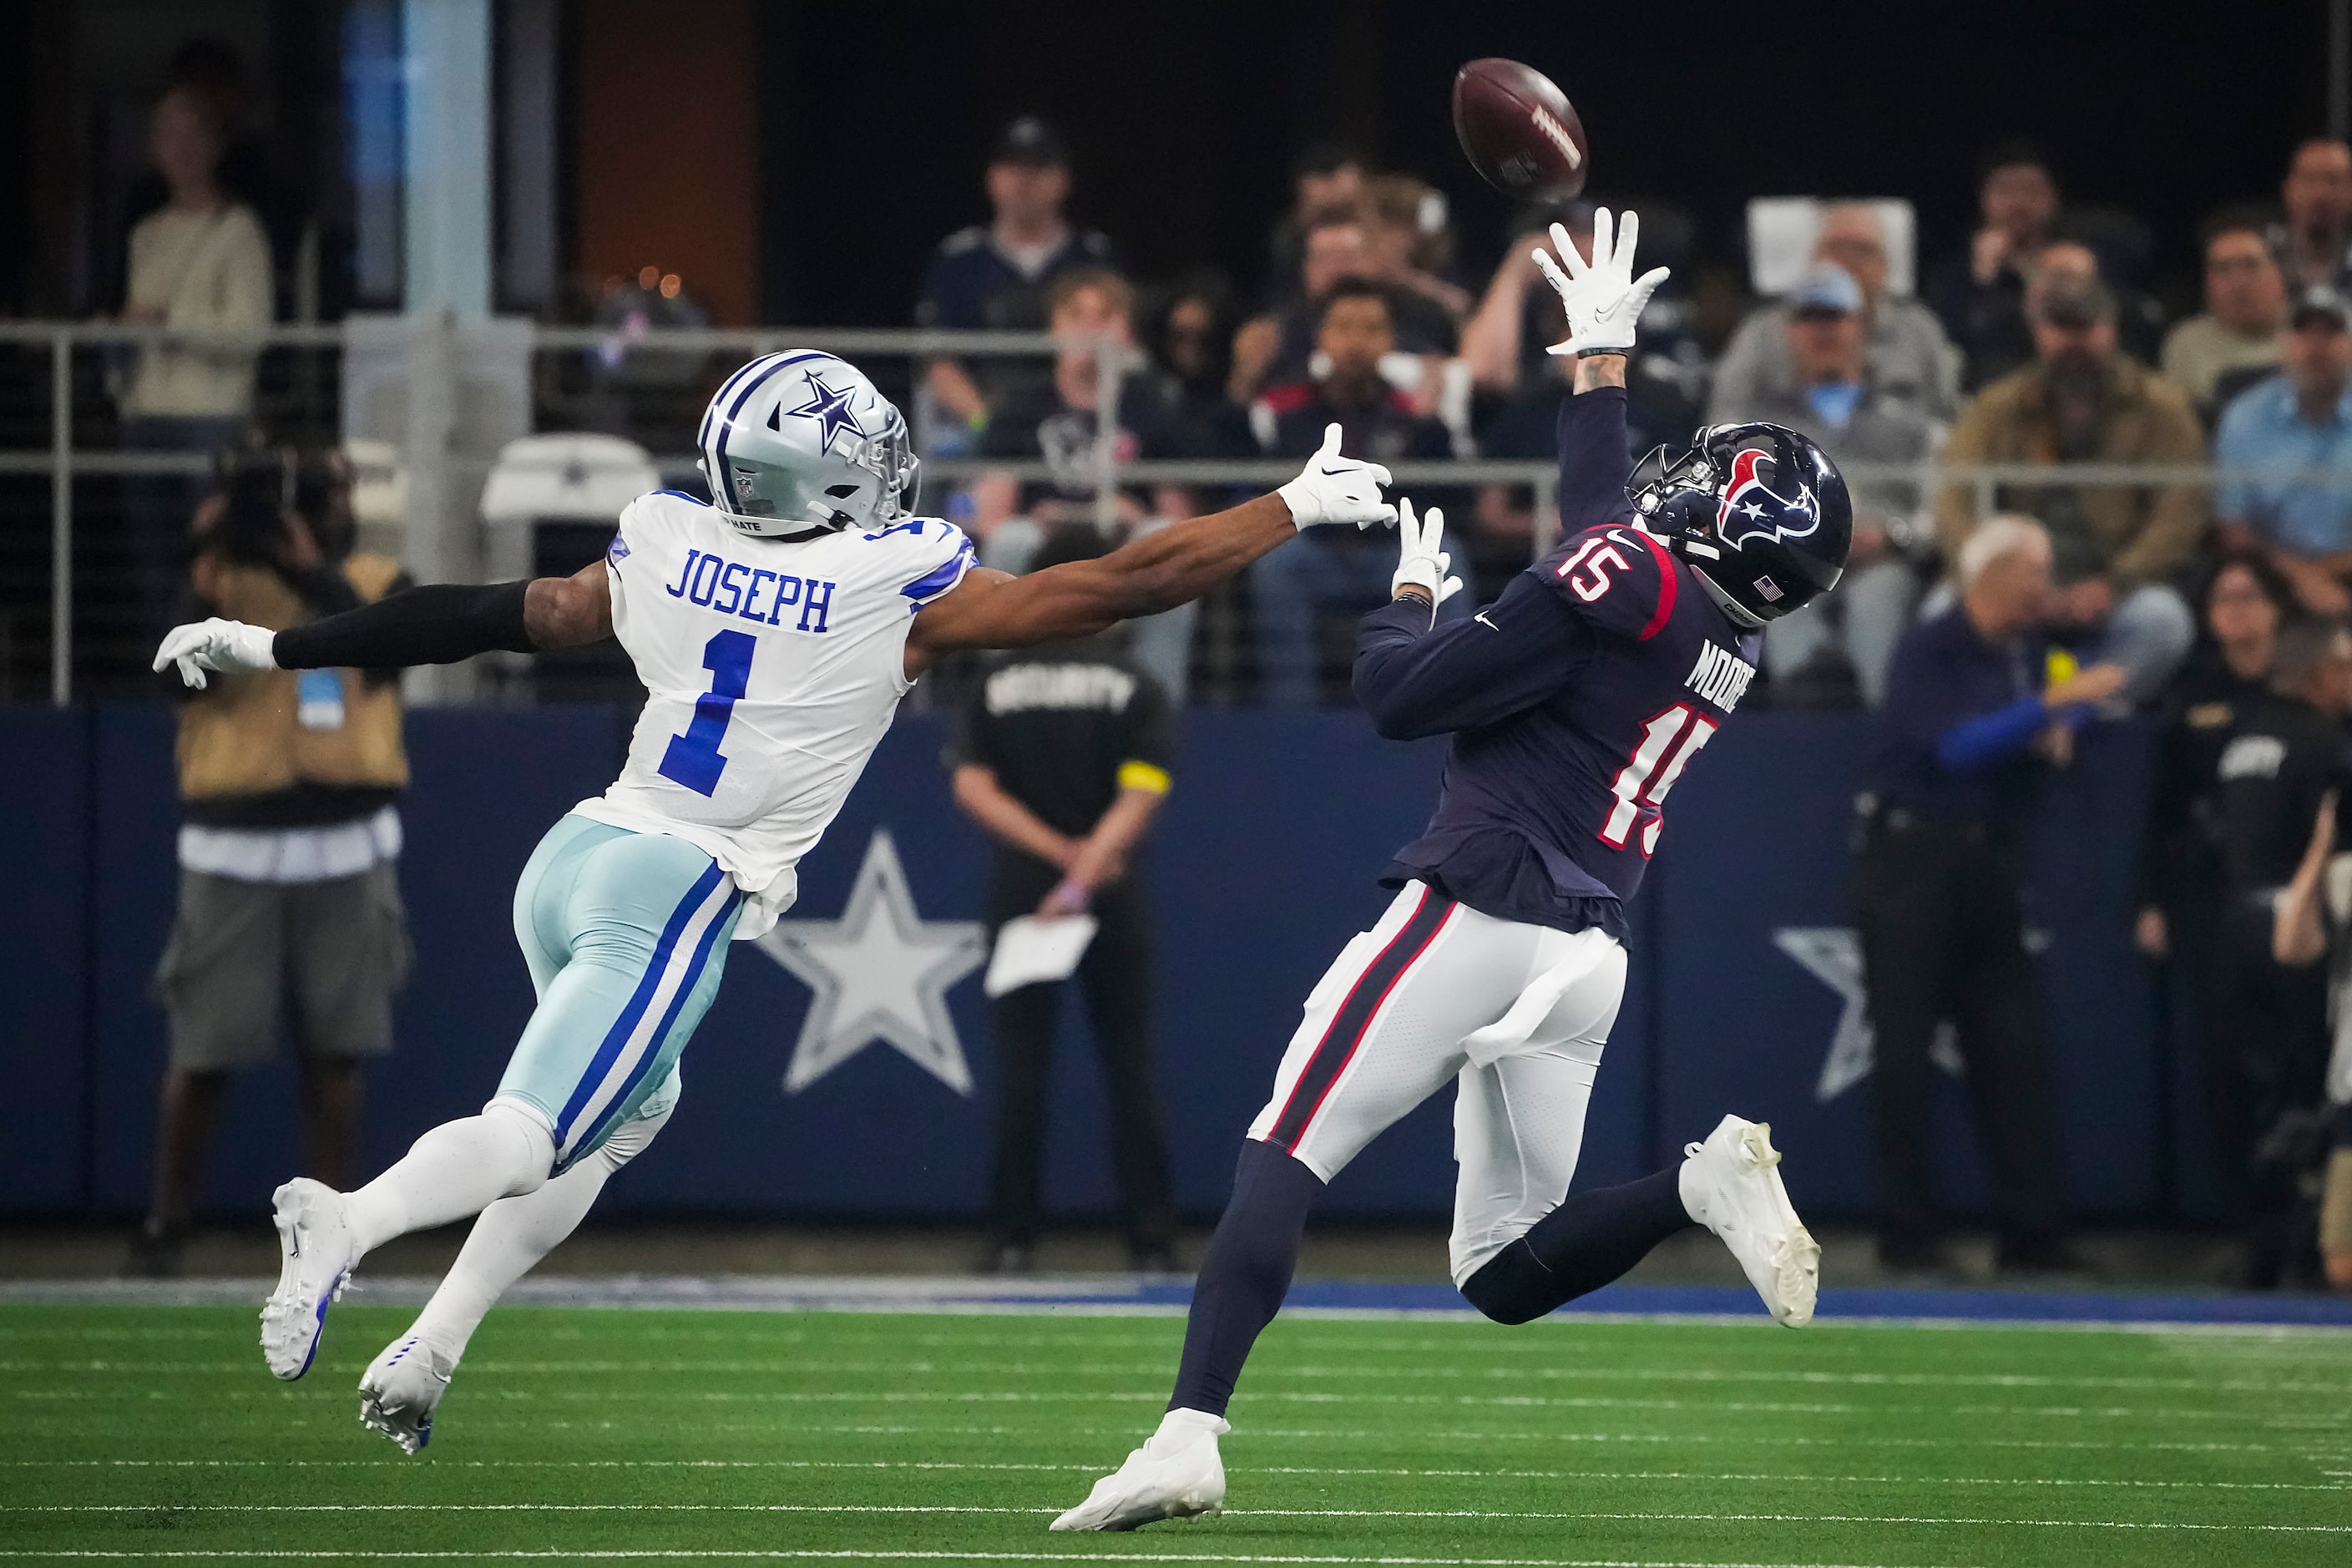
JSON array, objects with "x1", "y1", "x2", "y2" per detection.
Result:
[
  {"x1": 1166, "y1": 1139, "x2": 1324, "y2": 1418},
  {"x1": 1459, "y1": 1167, "x2": 1693, "y2": 1325}
]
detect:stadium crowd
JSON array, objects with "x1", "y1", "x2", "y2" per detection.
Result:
[
  {"x1": 912, "y1": 124, "x2": 2352, "y2": 719},
  {"x1": 894, "y1": 119, "x2": 2352, "y2": 1284},
  {"x1": 43, "y1": 53, "x2": 2352, "y2": 1287}
]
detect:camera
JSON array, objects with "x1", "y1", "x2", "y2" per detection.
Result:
[{"x1": 207, "y1": 445, "x2": 352, "y2": 567}]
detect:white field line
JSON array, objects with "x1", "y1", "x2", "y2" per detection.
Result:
[
  {"x1": 0, "y1": 1459, "x2": 2336, "y2": 1492},
  {"x1": 8, "y1": 1284, "x2": 2352, "y2": 1338},
  {"x1": 0, "y1": 1551, "x2": 1980, "y2": 1567},
  {"x1": 7, "y1": 1504, "x2": 2348, "y2": 1533},
  {"x1": 9, "y1": 1358, "x2": 2345, "y2": 1396},
  {"x1": 23, "y1": 1385, "x2": 2327, "y2": 1424},
  {"x1": 12, "y1": 1322, "x2": 2352, "y2": 1358},
  {"x1": 0, "y1": 1422, "x2": 2309, "y2": 1456}
]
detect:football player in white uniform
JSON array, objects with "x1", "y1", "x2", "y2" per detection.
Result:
[{"x1": 154, "y1": 349, "x2": 1398, "y2": 1451}]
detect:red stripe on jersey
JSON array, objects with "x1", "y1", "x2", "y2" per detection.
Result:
[{"x1": 1631, "y1": 529, "x2": 1678, "y2": 641}]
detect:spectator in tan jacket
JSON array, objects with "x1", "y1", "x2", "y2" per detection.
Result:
[{"x1": 1935, "y1": 277, "x2": 2204, "y2": 704}]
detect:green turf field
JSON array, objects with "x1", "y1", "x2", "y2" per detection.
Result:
[{"x1": 2, "y1": 1302, "x2": 2348, "y2": 1566}]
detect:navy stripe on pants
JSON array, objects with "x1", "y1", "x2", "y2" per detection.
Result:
[{"x1": 1264, "y1": 887, "x2": 1453, "y2": 1152}]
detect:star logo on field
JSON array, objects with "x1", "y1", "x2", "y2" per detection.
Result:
[
  {"x1": 1773, "y1": 927, "x2": 1962, "y2": 1102},
  {"x1": 783, "y1": 373, "x2": 867, "y2": 456},
  {"x1": 756, "y1": 830, "x2": 985, "y2": 1095}
]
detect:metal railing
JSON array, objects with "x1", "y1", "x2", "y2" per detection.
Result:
[{"x1": 1, "y1": 316, "x2": 2334, "y2": 706}]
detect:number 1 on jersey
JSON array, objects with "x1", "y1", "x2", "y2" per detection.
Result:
[
  {"x1": 1599, "y1": 703, "x2": 1716, "y2": 857},
  {"x1": 659, "y1": 630, "x2": 756, "y2": 797}
]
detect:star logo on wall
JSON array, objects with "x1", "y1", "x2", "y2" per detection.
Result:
[
  {"x1": 756, "y1": 830, "x2": 985, "y2": 1095},
  {"x1": 782, "y1": 373, "x2": 867, "y2": 455},
  {"x1": 1773, "y1": 927, "x2": 1962, "y2": 1102}
]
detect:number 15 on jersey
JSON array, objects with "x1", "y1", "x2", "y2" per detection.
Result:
[{"x1": 1600, "y1": 703, "x2": 1716, "y2": 857}]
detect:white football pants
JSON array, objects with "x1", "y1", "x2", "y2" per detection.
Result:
[{"x1": 1244, "y1": 881, "x2": 1626, "y2": 1285}]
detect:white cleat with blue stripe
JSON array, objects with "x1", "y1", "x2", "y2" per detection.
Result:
[
  {"x1": 359, "y1": 1333, "x2": 455, "y2": 1454},
  {"x1": 259, "y1": 1178, "x2": 357, "y2": 1380}
]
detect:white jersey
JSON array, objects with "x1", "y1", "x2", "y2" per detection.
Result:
[{"x1": 569, "y1": 489, "x2": 974, "y2": 939}]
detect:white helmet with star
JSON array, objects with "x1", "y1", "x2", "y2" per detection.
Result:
[{"x1": 695, "y1": 351, "x2": 920, "y2": 537}]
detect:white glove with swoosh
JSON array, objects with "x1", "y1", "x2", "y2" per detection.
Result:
[
  {"x1": 1390, "y1": 498, "x2": 1463, "y2": 608},
  {"x1": 1531, "y1": 205, "x2": 1671, "y2": 358},
  {"x1": 1276, "y1": 422, "x2": 1399, "y2": 531},
  {"x1": 154, "y1": 617, "x2": 278, "y2": 689}
]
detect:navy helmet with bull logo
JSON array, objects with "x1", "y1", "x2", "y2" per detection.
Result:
[{"x1": 1624, "y1": 422, "x2": 1852, "y2": 626}]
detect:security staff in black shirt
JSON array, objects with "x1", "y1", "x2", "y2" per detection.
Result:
[
  {"x1": 2206, "y1": 615, "x2": 2352, "y2": 1283},
  {"x1": 948, "y1": 528, "x2": 1180, "y2": 1274},
  {"x1": 1858, "y1": 516, "x2": 2124, "y2": 1274},
  {"x1": 2135, "y1": 555, "x2": 2290, "y2": 1233},
  {"x1": 2137, "y1": 554, "x2": 2292, "y2": 965}
]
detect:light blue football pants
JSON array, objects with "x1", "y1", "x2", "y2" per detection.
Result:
[{"x1": 488, "y1": 814, "x2": 741, "y2": 1173}]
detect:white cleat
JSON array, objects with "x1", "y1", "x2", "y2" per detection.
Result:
[
  {"x1": 1050, "y1": 1408, "x2": 1230, "y2": 1531},
  {"x1": 359, "y1": 1333, "x2": 456, "y2": 1454},
  {"x1": 259, "y1": 1177, "x2": 357, "y2": 1380},
  {"x1": 1680, "y1": 1114, "x2": 1820, "y2": 1328}
]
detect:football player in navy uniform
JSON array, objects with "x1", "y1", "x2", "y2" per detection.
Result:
[{"x1": 1055, "y1": 210, "x2": 1856, "y2": 1530}]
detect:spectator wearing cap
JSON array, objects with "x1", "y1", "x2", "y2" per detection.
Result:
[
  {"x1": 1710, "y1": 203, "x2": 1960, "y2": 425},
  {"x1": 917, "y1": 118, "x2": 1122, "y2": 453},
  {"x1": 2215, "y1": 286, "x2": 2352, "y2": 616},
  {"x1": 2274, "y1": 138, "x2": 2352, "y2": 293},
  {"x1": 2164, "y1": 214, "x2": 2290, "y2": 426},
  {"x1": 1935, "y1": 276, "x2": 2203, "y2": 705},
  {"x1": 1709, "y1": 264, "x2": 1933, "y2": 706},
  {"x1": 1248, "y1": 279, "x2": 1458, "y2": 705},
  {"x1": 1925, "y1": 142, "x2": 2061, "y2": 390}
]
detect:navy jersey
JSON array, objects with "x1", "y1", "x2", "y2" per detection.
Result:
[{"x1": 1353, "y1": 387, "x2": 1761, "y2": 939}]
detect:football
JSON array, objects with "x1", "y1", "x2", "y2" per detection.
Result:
[{"x1": 1451, "y1": 58, "x2": 1588, "y2": 203}]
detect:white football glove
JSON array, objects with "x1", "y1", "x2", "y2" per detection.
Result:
[
  {"x1": 1275, "y1": 422, "x2": 1399, "y2": 531},
  {"x1": 1531, "y1": 206, "x2": 1671, "y2": 358},
  {"x1": 1390, "y1": 498, "x2": 1463, "y2": 608},
  {"x1": 153, "y1": 617, "x2": 278, "y2": 690}
]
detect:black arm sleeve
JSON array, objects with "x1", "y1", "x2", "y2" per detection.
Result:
[
  {"x1": 272, "y1": 580, "x2": 535, "y2": 670},
  {"x1": 281, "y1": 563, "x2": 363, "y2": 619}
]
